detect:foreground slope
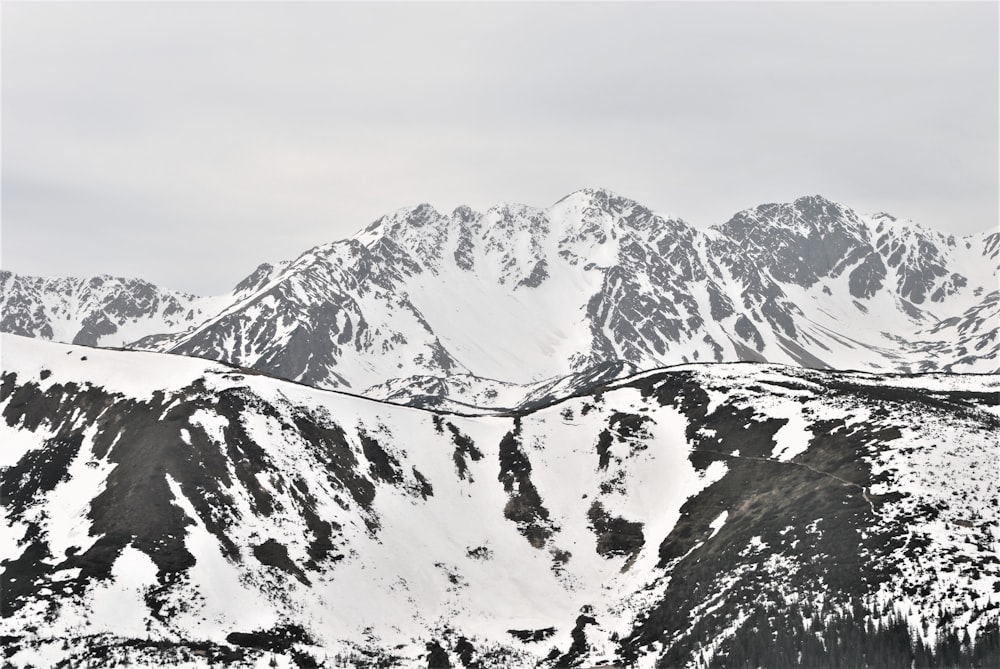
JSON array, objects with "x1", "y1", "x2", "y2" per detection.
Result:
[{"x1": 3, "y1": 334, "x2": 998, "y2": 667}]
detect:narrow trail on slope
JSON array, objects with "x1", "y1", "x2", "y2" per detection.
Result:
[{"x1": 697, "y1": 449, "x2": 876, "y2": 513}]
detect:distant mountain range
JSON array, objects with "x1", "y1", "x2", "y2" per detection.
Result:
[{"x1": 3, "y1": 189, "x2": 997, "y2": 410}]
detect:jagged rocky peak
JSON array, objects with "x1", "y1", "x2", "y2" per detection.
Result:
[
  {"x1": 232, "y1": 261, "x2": 290, "y2": 295},
  {"x1": 356, "y1": 202, "x2": 481, "y2": 273},
  {"x1": 450, "y1": 203, "x2": 479, "y2": 224},
  {"x1": 365, "y1": 201, "x2": 487, "y2": 236},
  {"x1": 710, "y1": 195, "x2": 874, "y2": 292},
  {"x1": 719, "y1": 194, "x2": 866, "y2": 240},
  {"x1": 357, "y1": 203, "x2": 436, "y2": 245},
  {"x1": 80, "y1": 274, "x2": 193, "y2": 306},
  {"x1": 554, "y1": 186, "x2": 636, "y2": 210},
  {"x1": 405, "y1": 201, "x2": 441, "y2": 224},
  {"x1": 551, "y1": 189, "x2": 695, "y2": 270},
  {"x1": 554, "y1": 187, "x2": 677, "y2": 231},
  {"x1": 790, "y1": 193, "x2": 857, "y2": 224},
  {"x1": 357, "y1": 189, "x2": 694, "y2": 272}
]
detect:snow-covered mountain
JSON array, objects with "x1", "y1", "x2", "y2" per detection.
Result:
[
  {"x1": 3, "y1": 333, "x2": 998, "y2": 667},
  {"x1": 2, "y1": 190, "x2": 996, "y2": 409},
  {"x1": 0, "y1": 271, "x2": 224, "y2": 348}
]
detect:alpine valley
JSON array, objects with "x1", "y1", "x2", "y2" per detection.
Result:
[{"x1": 2, "y1": 189, "x2": 998, "y2": 668}]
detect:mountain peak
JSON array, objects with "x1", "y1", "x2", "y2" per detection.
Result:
[
  {"x1": 451, "y1": 204, "x2": 479, "y2": 222},
  {"x1": 789, "y1": 194, "x2": 854, "y2": 224},
  {"x1": 717, "y1": 195, "x2": 862, "y2": 239},
  {"x1": 793, "y1": 193, "x2": 841, "y2": 207},
  {"x1": 393, "y1": 202, "x2": 442, "y2": 225},
  {"x1": 553, "y1": 186, "x2": 638, "y2": 209}
]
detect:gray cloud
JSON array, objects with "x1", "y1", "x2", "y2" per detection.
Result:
[{"x1": 3, "y1": 1, "x2": 997, "y2": 294}]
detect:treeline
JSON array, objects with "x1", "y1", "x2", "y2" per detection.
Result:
[{"x1": 700, "y1": 603, "x2": 999, "y2": 669}]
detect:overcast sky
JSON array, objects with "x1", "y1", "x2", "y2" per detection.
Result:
[{"x1": 2, "y1": 2, "x2": 997, "y2": 294}]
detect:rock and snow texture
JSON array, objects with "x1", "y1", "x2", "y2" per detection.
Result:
[
  {"x1": 2, "y1": 191, "x2": 997, "y2": 409},
  {"x1": 0, "y1": 271, "x2": 223, "y2": 349},
  {"x1": 3, "y1": 334, "x2": 998, "y2": 667}
]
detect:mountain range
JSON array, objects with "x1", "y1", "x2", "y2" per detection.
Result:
[
  {"x1": 3, "y1": 189, "x2": 997, "y2": 410},
  {"x1": 2, "y1": 189, "x2": 998, "y2": 667}
]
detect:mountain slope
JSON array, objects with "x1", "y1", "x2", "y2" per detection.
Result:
[
  {"x1": 904, "y1": 289, "x2": 1000, "y2": 373},
  {"x1": 3, "y1": 334, "x2": 997, "y2": 667},
  {"x1": 132, "y1": 240, "x2": 465, "y2": 391}
]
